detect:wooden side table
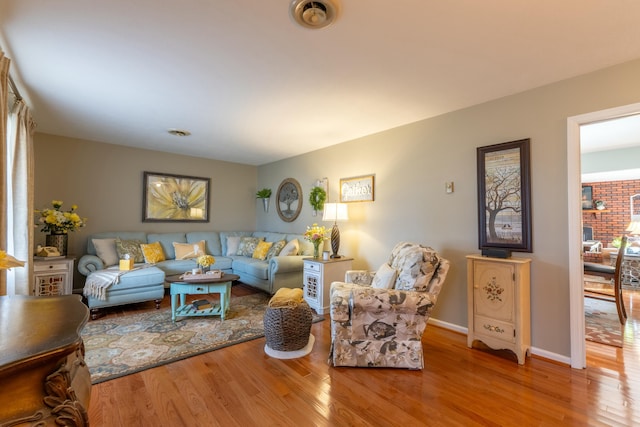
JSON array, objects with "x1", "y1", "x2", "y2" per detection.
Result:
[
  {"x1": 303, "y1": 257, "x2": 353, "y2": 314},
  {"x1": 33, "y1": 256, "x2": 75, "y2": 296},
  {"x1": 167, "y1": 274, "x2": 239, "y2": 321},
  {"x1": 466, "y1": 255, "x2": 531, "y2": 364},
  {"x1": 0, "y1": 295, "x2": 90, "y2": 426}
]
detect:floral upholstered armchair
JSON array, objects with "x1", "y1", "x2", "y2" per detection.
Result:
[{"x1": 328, "y1": 242, "x2": 449, "y2": 369}]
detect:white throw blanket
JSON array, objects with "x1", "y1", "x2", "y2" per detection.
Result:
[{"x1": 83, "y1": 266, "x2": 143, "y2": 300}]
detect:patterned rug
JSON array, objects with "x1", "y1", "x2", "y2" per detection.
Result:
[
  {"x1": 82, "y1": 293, "x2": 322, "y2": 384},
  {"x1": 584, "y1": 296, "x2": 624, "y2": 348}
]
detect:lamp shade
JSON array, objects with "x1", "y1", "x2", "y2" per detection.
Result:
[
  {"x1": 322, "y1": 203, "x2": 348, "y2": 222},
  {"x1": 626, "y1": 220, "x2": 640, "y2": 235}
]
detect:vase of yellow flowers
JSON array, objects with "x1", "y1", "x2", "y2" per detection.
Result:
[
  {"x1": 197, "y1": 254, "x2": 216, "y2": 272},
  {"x1": 304, "y1": 223, "x2": 327, "y2": 258},
  {"x1": 37, "y1": 200, "x2": 87, "y2": 256}
]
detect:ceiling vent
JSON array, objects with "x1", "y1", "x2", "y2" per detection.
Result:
[
  {"x1": 290, "y1": 0, "x2": 339, "y2": 29},
  {"x1": 168, "y1": 129, "x2": 191, "y2": 137}
]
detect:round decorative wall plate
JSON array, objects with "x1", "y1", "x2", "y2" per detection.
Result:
[{"x1": 277, "y1": 178, "x2": 302, "y2": 222}]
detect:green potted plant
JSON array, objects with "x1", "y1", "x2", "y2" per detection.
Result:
[
  {"x1": 256, "y1": 188, "x2": 272, "y2": 212},
  {"x1": 308, "y1": 186, "x2": 327, "y2": 216}
]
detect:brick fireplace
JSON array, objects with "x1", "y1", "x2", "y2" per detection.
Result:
[{"x1": 582, "y1": 179, "x2": 640, "y2": 246}]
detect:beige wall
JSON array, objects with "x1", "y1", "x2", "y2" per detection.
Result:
[
  {"x1": 32, "y1": 59, "x2": 640, "y2": 358},
  {"x1": 257, "y1": 58, "x2": 640, "y2": 358},
  {"x1": 34, "y1": 134, "x2": 257, "y2": 286}
]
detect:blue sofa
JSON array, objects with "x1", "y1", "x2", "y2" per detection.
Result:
[{"x1": 78, "y1": 230, "x2": 313, "y2": 318}]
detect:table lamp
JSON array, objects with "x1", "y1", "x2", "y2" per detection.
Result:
[
  {"x1": 322, "y1": 203, "x2": 348, "y2": 258},
  {"x1": 625, "y1": 220, "x2": 640, "y2": 236}
]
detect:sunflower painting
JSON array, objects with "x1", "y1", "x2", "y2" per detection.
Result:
[{"x1": 143, "y1": 172, "x2": 210, "y2": 222}]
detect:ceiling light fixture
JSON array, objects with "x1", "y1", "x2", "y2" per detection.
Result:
[
  {"x1": 290, "y1": 0, "x2": 339, "y2": 29},
  {"x1": 168, "y1": 129, "x2": 191, "y2": 137}
]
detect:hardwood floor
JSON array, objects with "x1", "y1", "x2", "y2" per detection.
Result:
[{"x1": 87, "y1": 285, "x2": 640, "y2": 426}]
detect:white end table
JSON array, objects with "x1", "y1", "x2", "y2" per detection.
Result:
[
  {"x1": 303, "y1": 257, "x2": 353, "y2": 314},
  {"x1": 33, "y1": 256, "x2": 75, "y2": 296}
]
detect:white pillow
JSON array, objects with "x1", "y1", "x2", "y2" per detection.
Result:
[
  {"x1": 371, "y1": 263, "x2": 398, "y2": 289},
  {"x1": 226, "y1": 236, "x2": 241, "y2": 256},
  {"x1": 92, "y1": 238, "x2": 118, "y2": 267},
  {"x1": 280, "y1": 239, "x2": 299, "y2": 256}
]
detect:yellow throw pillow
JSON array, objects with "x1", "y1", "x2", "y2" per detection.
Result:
[
  {"x1": 140, "y1": 241, "x2": 166, "y2": 264},
  {"x1": 252, "y1": 240, "x2": 273, "y2": 260},
  {"x1": 173, "y1": 240, "x2": 206, "y2": 260}
]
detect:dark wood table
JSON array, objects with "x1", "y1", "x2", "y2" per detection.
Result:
[{"x1": 0, "y1": 294, "x2": 90, "y2": 426}]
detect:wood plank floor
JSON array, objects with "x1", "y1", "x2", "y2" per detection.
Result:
[{"x1": 87, "y1": 284, "x2": 640, "y2": 426}]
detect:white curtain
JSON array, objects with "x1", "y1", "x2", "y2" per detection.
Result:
[
  {"x1": 6, "y1": 100, "x2": 35, "y2": 294},
  {"x1": 0, "y1": 51, "x2": 9, "y2": 295}
]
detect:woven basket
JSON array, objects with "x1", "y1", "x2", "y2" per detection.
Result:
[{"x1": 264, "y1": 302, "x2": 313, "y2": 351}]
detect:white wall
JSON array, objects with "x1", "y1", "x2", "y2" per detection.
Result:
[
  {"x1": 257, "y1": 58, "x2": 640, "y2": 359},
  {"x1": 582, "y1": 146, "x2": 640, "y2": 173}
]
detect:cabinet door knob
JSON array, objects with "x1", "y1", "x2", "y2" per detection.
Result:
[{"x1": 197, "y1": 287, "x2": 204, "y2": 291}]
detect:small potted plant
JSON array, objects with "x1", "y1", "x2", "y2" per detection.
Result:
[
  {"x1": 308, "y1": 186, "x2": 327, "y2": 216},
  {"x1": 256, "y1": 188, "x2": 272, "y2": 212}
]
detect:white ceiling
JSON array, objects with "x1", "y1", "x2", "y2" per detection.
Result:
[
  {"x1": 580, "y1": 114, "x2": 640, "y2": 153},
  {"x1": 580, "y1": 113, "x2": 640, "y2": 182},
  {"x1": 2, "y1": 1, "x2": 640, "y2": 166}
]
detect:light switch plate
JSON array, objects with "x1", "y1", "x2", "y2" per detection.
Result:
[{"x1": 445, "y1": 182, "x2": 454, "y2": 193}]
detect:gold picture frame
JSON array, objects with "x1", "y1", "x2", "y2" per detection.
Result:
[{"x1": 142, "y1": 171, "x2": 210, "y2": 222}]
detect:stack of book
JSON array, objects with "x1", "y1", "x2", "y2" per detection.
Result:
[{"x1": 192, "y1": 299, "x2": 213, "y2": 310}]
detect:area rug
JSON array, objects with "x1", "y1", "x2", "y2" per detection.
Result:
[
  {"x1": 584, "y1": 296, "x2": 624, "y2": 348},
  {"x1": 82, "y1": 293, "x2": 323, "y2": 384}
]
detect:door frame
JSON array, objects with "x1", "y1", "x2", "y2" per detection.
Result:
[{"x1": 567, "y1": 102, "x2": 640, "y2": 369}]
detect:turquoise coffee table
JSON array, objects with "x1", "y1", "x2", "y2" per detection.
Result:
[{"x1": 168, "y1": 273, "x2": 239, "y2": 322}]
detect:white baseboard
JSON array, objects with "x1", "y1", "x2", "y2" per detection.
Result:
[{"x1": 428, "y1": 317, "x2": 571, "y2": 367}]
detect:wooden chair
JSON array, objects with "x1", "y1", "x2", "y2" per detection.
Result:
[{"x1": 583, "y1": 236, "x2": 628, "y2": 324}]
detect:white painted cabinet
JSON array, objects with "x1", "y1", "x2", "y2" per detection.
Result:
[
  {"x1": 33, "y1": 257, "x2": 75, "y2": 296},
  {"x1": 303, "y1": 257, "x2": 353, "y2": 314},
  {"x1": 466, "y1": 255, "x2": 531, "y2": 364}
]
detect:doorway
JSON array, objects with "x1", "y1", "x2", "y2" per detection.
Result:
[{"x1": 567, "y1": 102, "x2": 640, "y2": 369}]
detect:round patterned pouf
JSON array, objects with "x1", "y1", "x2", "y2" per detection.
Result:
[{"x1": 264, "y1": 301, "x2": 314, "y2": 359}]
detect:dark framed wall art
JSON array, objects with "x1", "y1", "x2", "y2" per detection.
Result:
[
  {"x1": 581, "y1": 185, "x2": 594, "y2": 209},
  {"x1": 477, "y1": 139, "x2": 532, "y2": 252},
  {"x1": 143, "y1": 171, "x2": 210, "y2": 222}
]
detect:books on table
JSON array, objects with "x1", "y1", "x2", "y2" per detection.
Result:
[{"x1": 192, "y1": 299, "x2": 213, "y2": 310}]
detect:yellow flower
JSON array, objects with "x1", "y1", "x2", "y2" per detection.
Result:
[
  {"x1": 0, "y1": 250, "x2": 25, "y2": 270},
  {"x1": 304, "y1": 223, "x2": 328, "y2": 245},
  {"x1": 36, "y1": 200, "x2": 87, "y2": 233},
  {"x1": 197, "y1": 254, "x2": 215, "y2": 268},
  {"x1": 147, "y1": 177, "x2": 207, "y2": 220}
]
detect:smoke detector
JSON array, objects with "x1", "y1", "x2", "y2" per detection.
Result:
[{"x1": 290, "y1": 0, "x2": 339, "y2": 29}]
